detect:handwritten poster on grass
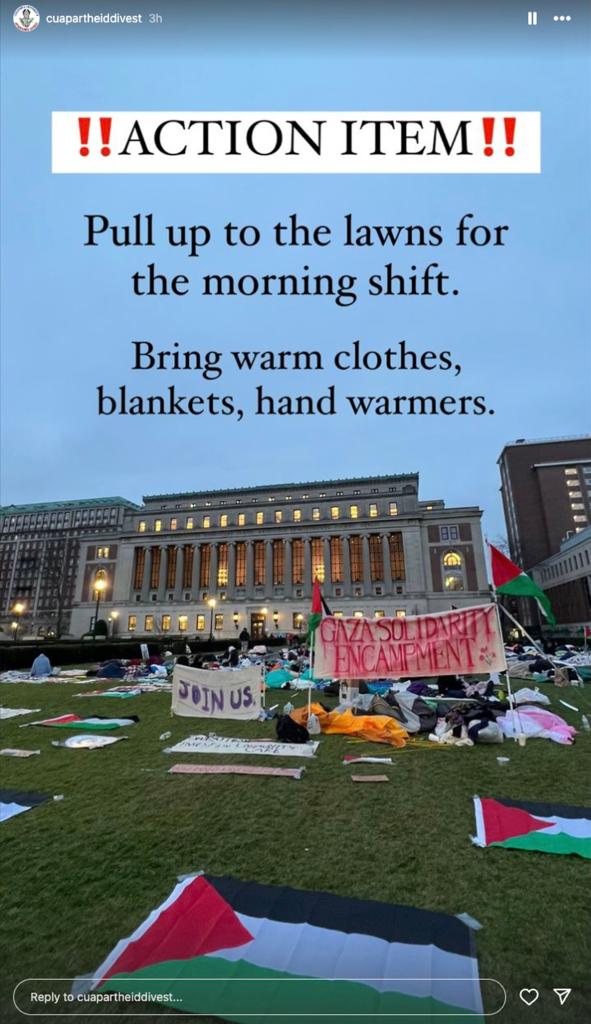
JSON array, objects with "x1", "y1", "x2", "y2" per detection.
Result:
[
  {"x1": 315, "y1": 604, "x2": 506, "y2": 680},
  {"x1": 172, "y1": 665, "x2": 262, "y2": 720}
]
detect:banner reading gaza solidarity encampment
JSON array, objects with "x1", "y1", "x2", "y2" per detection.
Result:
[
  {"x1": 172, "y1": 665, "x2": 262, "y2": 720},
  {"x1": 314, "y1": 604, "x2": 506, "y2": 680}
]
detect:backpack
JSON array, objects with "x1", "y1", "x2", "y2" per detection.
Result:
[{"x1": 275, "y1": 714, "x2": 310, "y2": 744}]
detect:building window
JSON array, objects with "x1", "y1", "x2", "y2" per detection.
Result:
[
  {"x1": 272, "y1": 539, "x2": 284, "y2": 585},
  {"x1": 564, "y1": 468, "x2": 578, "y2": 475},
  {"x1": 154, "y1": 519, "x2": 162, "y2": 533},
  {"x1": 389, "y1": 533, "x2": 406, "y2": 580},
  {"x1": 182, "y1": 545, "x2": 194, "y2": 589},
  {"x1": 333, "y1": 611, "x2": 343, "y2": 618},
  {"x1": 353, "y1": 610, "x2": 363, "y2": 618},
  {"x1": 330, "y1": 536, "x2": 343, "y2": 583},
  {"x1": 389, "y1": 502, "x2": 398, "y2": 516},
  {"x1": 573, "y1": 515, "x2": 588, "y2": 523},
  {"x1": 235, "y1": 542, "x2": 247, "y2": 587},
  {"x1": 128, "y1": 615, "x2": 137, "y2": 632},
  {"x1": 196, "y1": 614, "x2": 205, "y2": 631},
  {"x1": 331, "y1": 506, "x2": 340, "y2": 520},
  {"x1": 144, "y1": 614, "x2": 154, "y2": 632},
  {"x1": 311, "y1": 538, "x2": 325, "y2": 583},
  {"x1": 220, "y1": 514, "x2": 228, "y2": 528},
  {"x1": 569, "y1": 492, "x2": 583, "y2": 498},
  {"x1": 170, "y1": 518, "x2": 177, "y2": 531},
  {"x1": 369, "y1": 535, "x2": 384, "y2": 582},
  {"x1": 275, "y1": 510, "x2": 283, "y2": 524},
  {"x1": 166, "y1": 546, "x2": 178, "y2": 589},
  {"x1": 97, "y1": 546, "x2": 110, "y2": 558},
  {"x1": 312, "y1": 507, "x2": 320, "y2": 520},
  {"x1": 292, "y1": 612, "x2": 305, "y2": 631},
  {"x1": 162, "y1": 614, "x2": 171, "y2": 632},
  {"x1": 256, "y1": 511, "x2": 264, "y2": 525},
  {"x1": 369, "y1": 503, "x2": 378, "y2": 518},
  {"x1": 203, "y1": 516, "x2": 211, "y2": 529},
  {"x1": 133, "y1": 547, "x2": 146, "y2": 590},
  {"x1": 396, "y1": 609, "x2": 406, "y2": 619},
  {"x1": 199, "y1": 544, "x2": 211, "y2": 589},
  {"x1": 440, "y1": 525, "x2": 459, "y2": 541},
  {"x1": 254, "y1": 541, "x2": 265, "y2": 585},
  {"x1": 238, "y1": 513, "x2": 246, "y2": 527},
  {"x1": 444, "y1": 574, "x2": 464, "y2": 591},
  {"x1": 214, "y1": 613, "x2": 224, "y2": 631},
  {"x1": 186, "y1": 517, "x2": 194, "y2": 529},
  {"x1": 178, "y1": 615, "x2": 188, "y2": 632},
  {"x1": 292, "y1": 539, "x2": 304, "y2": 584},
  {"x1": 138, "y1": 521, "x2": 146, "y2": 533},
  {"x1": 293, "y1": 509, "x2": 302, "y2": 522},
  {"x1": 149, "y1": 547, "x2": 161, "y2": 590},
  {"x1": 349, "y1": 536, "x2": 363, "y2": 582},
  {"x1": 443, "y1": 550, "x2": 463, "y2": 568},
  {"x1": 374, "y1": 610, "x2": 385, "y2": 619},
  {"x1": 217, "y1": 543, "x2": 229, "y2": 587},
  {"x1": 350, "y1": 505, "x2": 359, "y2": 519},
  {"x1": 571, "y1": 503, "x2": 585, "y2": 510}
]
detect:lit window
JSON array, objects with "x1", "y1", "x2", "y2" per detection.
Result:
[
  {"x1": 170, "y1": 518, "x2": 177, "y2": 531},
  {"x1": 186, "y1": 517, "x2": 194, "y2": 529},
  {"x1": 573, "y1": 515, "x2": 588, "y2": 523},
  {"x1": 162, "y1": 614, "x2": 171, "y2": 632},
  {"x1": 568, "y1": 492, "x2": 582, "y2": 498},
  {"x1": 214, "y1": 613, "x2": 224, "y2": 631},
  {"x1": 350, "y1": 505, "x2": 359, "y2": 519},
  {"x1": 312, "y1": 507, "x2": 320, "y2": 520},
  {"x1": 311, "y1": 538, "x2": 325, "y2": 583},
  {"x1": 203, "y1": 516, "x2": 210, "y2": 529},
  {"x1": 353, "y1": 610, "x2": 363, "y2": 618},
  {"x1": 196, "y1": 614, "x2": 205, "y2": 631},
  {"x1": 275, "y1": 510, "x2": 283, "y2": 523},
  {"x1": 374, "y1": 610, "x2": 385, "y2": 619},
  {"x1": 97, "y1": 546, "x2": 110, "y2": 558},
  {"x1": 566, "y1": 479, "x2": 579, "y2": 488},
  {"x1": 333, "y1": 611, "x2": 343, "y2": 619},
  {"x1": 331, "y1": 506, "x2": 340, "y2": 520},
  {"x1": 564, "y1": 468, "x2": 578, "y2": 475},
  {"x1": 220, "y1": 514, "x2": 228, "y2": 527},
  {"x1": 128, "y1": 615, "x2": 137, "y2": 632},
  {"x1": 178, "y1": 615, "x2": 188, "y2": 632},
  {"x1": 571, "y1": 503, "x2": 585, "y2": 510},
  {"x1": 444, "y1": 574, "x2": 464, "y2": 591},
  {"x1": 369, "y1": 504, "x2": 378, "y2": 518},
  {"x1": 144, "y1": 615, "x2": 154, "y2": 632},
  {"x1": 389, "y1": 502, "x2": 398, "y2": 516},
  {"x1": 293, "y1": 509, "x2": 302, "y2": 522},
  {"x1": 256, "y1": 511, "x2": 264, "y2": 525},
  {"x1": 443, "y1": 551, "x2": 463, "y2": 567},
  {"x1": 238, "y1": 513, "x2": 246, "y2": 526},
  {"x1": 396, "y1": 609, "x2": 406, "y2": 619},
  {"x1": 154, "y1": 520, "x2": 162, "y2": 532},
  {"x1": 293, "y1": 612, "x2": 305, "y2": 630},
  {"x1": 138, "y1": 521, "x2": 146, "y2": 533}
]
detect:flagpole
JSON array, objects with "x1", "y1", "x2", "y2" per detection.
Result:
[
  {"x1": 307, "y1": 625, "x2": 314, "y2": 719},
  {"x1": 485, "y1": 542, "x2": 526, "y2": 745}
]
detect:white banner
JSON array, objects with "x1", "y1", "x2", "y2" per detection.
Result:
[
  {"x1": 164, "y1": 735, "x2": 319, "y2": 758},
  {"x1": 172, "y1": 665, "x2": 262, "y2": 721},
  {"x1": 52, "y1": 111, "x2": 540, "y2": 174}
]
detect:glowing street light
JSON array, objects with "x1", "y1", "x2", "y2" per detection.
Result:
[
  {"x1": 207, "y1": 597, "x2": 217, "y2": 641},
  {"x1": 93, "y1": 575, "x2": 107, "y2": 639},
  {"x1": 12, "y1": 601, "x2": 25, "y2": 641}
]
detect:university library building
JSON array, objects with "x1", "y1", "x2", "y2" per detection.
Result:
[{"x1": 1, "y1": 474, "x2": 491, "y2": 641}]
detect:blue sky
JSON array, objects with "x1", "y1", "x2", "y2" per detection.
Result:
[{"x1": 1, "y1": 3, "x2": 590, "y2": 541}]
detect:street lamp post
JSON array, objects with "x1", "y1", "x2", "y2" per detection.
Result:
[
  {"x1": 93, "y1": 577, "x2": 107, "y2": 639},
  {"x1": 273, "y1": 611, "x2": 279, "y2": 632},
  {"x1": 208, "y1": 597, "x2": 217, "y2": 642},
  {"x1": 233, "y1": 612, "x2": 239, "y2": 631},
  {"x1": 11, "y1": 620, "x2": 19, "y2": 642},
  {"x1": 12, "y1": 601, "x2": 25, "y2": 642}
]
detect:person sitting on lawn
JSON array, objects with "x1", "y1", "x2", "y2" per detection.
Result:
[{"x1": 30, "y1": 651, "x2": 52, "y2": 678}]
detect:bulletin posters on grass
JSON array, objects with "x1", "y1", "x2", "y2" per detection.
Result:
[
  {"x1": 172, "y1": 665, "x2": 263, "y2": 721},
  {"x1": 314, "y1": 603, "x2": 506, "y2": 680}
]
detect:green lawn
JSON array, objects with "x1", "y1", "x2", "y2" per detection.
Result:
[{"x1": 1, "y1": 679, "x2": 590, "y2": 1024}]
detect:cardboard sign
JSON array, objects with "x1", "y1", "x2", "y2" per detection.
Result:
[
  {"x1": 164, "y1": 735, "x2": 318, "y2": 758},
  {"x1": 314, "y1": 604, "x2": 506, "y2": 680},
  {"x1": 171, "y1": 665, "x2": 262, "y2": 721}
]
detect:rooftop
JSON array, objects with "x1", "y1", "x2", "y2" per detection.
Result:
[
  {"x1": 0, "y1": 497, "x2": 141, "y2": 515},
  {"x1": 497, "y1": 435, "x2": 591, "y2": 462},
  {"x1": 143, "y1": 473, "x2": 419, "y2": 504}
]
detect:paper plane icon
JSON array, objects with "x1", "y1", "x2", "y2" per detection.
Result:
[{"x1": 553, "y1": 988, "x2": 572, "y2": 1006}]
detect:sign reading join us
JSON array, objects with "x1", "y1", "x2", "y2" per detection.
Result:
[
  {"x1": 171, "y1": 665, "x2": 263, "y2": 721},
  {"x1": 51, "y1": 112, "x2": 541, "y2": 173}
]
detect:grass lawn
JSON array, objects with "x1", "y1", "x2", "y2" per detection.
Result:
[{"x1": 1, "y1": 678, "x2": 590, "y2": 1024}]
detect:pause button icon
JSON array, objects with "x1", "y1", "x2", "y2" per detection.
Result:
[{"x1": 528, "y1": 10, "x2": 538, "y2": 25}]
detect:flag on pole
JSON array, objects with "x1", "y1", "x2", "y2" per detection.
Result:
[
  {"x1": 307, "y1": 579, "x2": 331, "y2": 640},
  {"x1": 488, "y1": 544, "x2": 556, "y2": 625}
]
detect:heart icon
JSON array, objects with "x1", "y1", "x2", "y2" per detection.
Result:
[{"x1": 519, "y1": 989, "x2": 539, "y2": 1006}]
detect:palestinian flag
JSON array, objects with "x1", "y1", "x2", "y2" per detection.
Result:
[
  {"x1": 86, "y1": 874, "x2": 484, "y2": 1021},
  {"x1": 1, "y1": 788, "x2": 50, "y2": 823},
  {"x1": 31, "y1": 714, "x2": 138, "y2": 731},
  {"x1": 473, "y1": 797, "x2": 591, "y2": 859},
  {"x1": 307, "y1": 580, "x2": 331, "y2": 640},
  {"x1": 489, "y1": 543, "x2": 555, "y2": 624}
]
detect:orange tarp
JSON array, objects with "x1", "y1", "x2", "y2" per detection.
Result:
[{"x1": 290, "y1": 703, "x2": 408, "y2": 748}]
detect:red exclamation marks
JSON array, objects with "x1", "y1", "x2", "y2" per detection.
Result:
[
  {"x1": 78, "y1": 117, "x2": 90, "y2": 157},
  {"x1": 504, "y1": 116, "x2": 516, "y2": 156},
  {"x1": 483, "y1": 117, "x2": 495, "y2": 157},
  {"x1": 99, "y1": 117, "x2": 112, "y2": 157}
]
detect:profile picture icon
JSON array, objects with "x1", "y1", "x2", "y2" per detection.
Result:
[{"x1": 13, "y1": 5, "x2": 40, "y2": 31}]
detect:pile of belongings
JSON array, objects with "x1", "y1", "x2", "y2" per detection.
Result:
[
  {"x1": 497, "y1": 706, "x2": 577, "y2": 745},
  {"x1": 428, "y1": 697, "x2": 508, "y2": 746},
  {"x1": 290, "y1": 702, "x2": 408, "y2": 747}
]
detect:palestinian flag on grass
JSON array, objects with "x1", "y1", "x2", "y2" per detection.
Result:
[
  {"x1": 86, "y1": 874, "x2": 484, "y2": 1021},
  {"x1": 489, "y1": 543, "x2": 555, "y2": 625},
  {"x1": 1, "y1": 788, "x2": 50, "y2": 823},
  {"x1": 307, "y1": 579, "x2": 331, "y2": 640},
  {"x1": 31, "y1": 714, "x2": 138, "y2": 731},
  {"x1": 473, "y1": 797, "x2": 591, "y2": 859}
]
